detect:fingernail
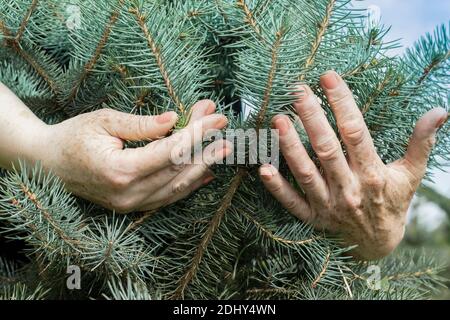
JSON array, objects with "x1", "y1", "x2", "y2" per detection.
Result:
[
  {"x1": 320, "y1": 71, "x2": 340, "y2": 90},
  {"x1": 215, "y1": 116, "x2": 228, "y2": 128},
  {"x1": 203, "y1": 175, "x2": 215, "y2": 185},
  {"x1": 436, "y1": 113, "x2": 449, "y2": 130},
  {"x1": 273, "y1": 117, "x2": 290, "y2": 136},
  {"x1": 260, "y1": 164, "x2": 275, "y2": 180},
  {"x1": 206, "y1": 101, "x2": 216, "y2": 115},
  {"x1": 157, "y1": 112, "x2": 176, "y2": 124}
]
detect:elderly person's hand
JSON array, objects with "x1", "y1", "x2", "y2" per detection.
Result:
[
  {"x1": 259, "y1": 71, "x2": 448, "y2": 260},
  {"x1": 0, "y1": 83, "x2": 231, "y2": 213}
]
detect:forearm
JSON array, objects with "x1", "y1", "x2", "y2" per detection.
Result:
[{"x1": 0, "y1": 82, "x2": 48, "y2": 170}]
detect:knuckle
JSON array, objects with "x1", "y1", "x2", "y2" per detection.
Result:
[
  {"x1": 284, "y1": 138, "x2": 301, "y2": 152},
  {"x1": 110, "y1": 196, "x2": 135, "y2": 213},
  {"x1": 168, "y1": 144, "x2": 189, "y2": 165},
  {"x1": 284, "y1": 198, "x2": 298, "y2": 211},
  {"x1": 172, "y1": 180, "x2": 189, "y2": 194},
  {"x1": 136, "y1": 116, "x2": 150, "y2": 138},
  {"x1": 363, "y1": 171, "x2": 386, "y2": 189},
  {"x1": 298, "y1": 167, "x2": 316, "y2": 186},
  {"x1": 314, "y1": 137, "x2": 341, "y2": 162},
  {"x1": 424, "y1": 136, "x2": 436, "y2": 152},
  {"x1": 329, "y1": 90, "x2": 352, "y2": 108},
  {"x1": 170, "y1": 164, "x2": 186, "y2": 173},
  {"x1": 270, "y1": 182, "x2": 283, "y2": 194},
  {"x1": 198, "y1": 162, "x2": 210, "y2": 173},
  {"x1": 109, "y1": 173, "x2": 132, "y2": 189},
  {"x1": 95, "y1": 108, "x2": 114, "y2": 119},
  {"x1": 341, "y1": 119, "x2": 366, "y2": 146},
  {"x1": 342, "y1": 192, "x2": 362, "y2": 211},
  {"x1": 299, "y1": 106, "x2": 321, "y2": 123}
]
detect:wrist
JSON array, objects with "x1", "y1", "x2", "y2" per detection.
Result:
[{"x1": 17, "y1": 121, "x2": 52, "y2": 170}]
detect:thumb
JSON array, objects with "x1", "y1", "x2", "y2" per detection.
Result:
[
  {"x1": 402, "y1": 107, "x2": 448, "y2": 179},
  {"x1": 101, "y1": 109, "x2": 178, "y2": 141}
]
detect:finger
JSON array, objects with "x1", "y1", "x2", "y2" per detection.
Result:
[
  {"x1": 121, "y1": 113, "x2": 228, "y2": 175},
  {"x1": 396, "y1": 108, "x2": 448, "y2": 183},
  {"x1": 320, "y1": 71, "x2": 379, "y2": 167},
  {"x1": 101, "y1": 109, "x2": 178, "y2": 141},
  {"x1": 138, "y1": 177, "x2": 206, "y2": 212},
  {"x1": 272, "y1": 115, "x2": 329, "y2": 202},
  {"x1": 259, "y1": 164, "x2": 314, "y2": 223},
  {"x1": 189, "y1": 99, "x2": 217, "y2": 122},
  {"x1": 126, "y1": 163, "x2": 189, "y2": 197},
  {"x1": 139, "y1": 139, "x2": 233, "y2": 205},
  {"x1": 293, "y1": 85, "x2": 352, "y2": 183}
]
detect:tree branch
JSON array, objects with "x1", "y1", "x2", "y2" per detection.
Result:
[
  {"x1": 236, "y1": 0, "x2": 262, "y2": 38},
  {"x1": 311, "y1": 251, "x2": 330, "y2": 288},
  {"x1": 300, "y1": 0, "x2": 336, "y2": 81},
  {"x1": 241, "y1": 211, "x2": 317, "y2": 246},
  {"x1": 66, "y1": 0, "x2": 125, "y2": 104},
  {"x1": 0, "y1": 17, "x2": 59, "y2": 95},
  {"x1": 255, "y1": 28, "x2": 284, "y2": 129},
  {"x1": 171, "y1": 168, "x2": 247, "y2": 299},
  {"x1": 417, "y1": 50, "x2": 450, "y2": 85},
  {"x1": 20, "y1": 184, "x2": 81, "y2": 251},
  {"x1": 16, "y1": 0, "x2": 39, "y2": 42},
  {"x1": 130, "y1": 7, "x2": 186, "y2": 115}
]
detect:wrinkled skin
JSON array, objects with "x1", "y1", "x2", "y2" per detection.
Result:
[
  {"x1": 40, "y1": 101, "x2": 231, "y2": 213},
  {"x1": 260, "y1": 71, "x2": 448, "y2": 260},
  {"x1": 0, "y1": 82, "x2": 231, "y2": 213}
]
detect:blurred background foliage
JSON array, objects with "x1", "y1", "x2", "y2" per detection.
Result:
[
  {"x1": 356, "y1": 0, "x2": 450, "y2": 300},
  {"x1": 406, "y1": 184, "x2": 450, "y2": 299}
]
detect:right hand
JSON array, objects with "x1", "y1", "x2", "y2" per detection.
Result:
[{"x1": 35, "y1": 100, "x2": 231, "y2": 213}]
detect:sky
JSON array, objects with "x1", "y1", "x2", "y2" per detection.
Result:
[
  {"x1": 352, "y1": 0, "x2": 449, "y2": 55},
  {"x1": 352, "y1": 0, "x2": 450, "y2": 229}
]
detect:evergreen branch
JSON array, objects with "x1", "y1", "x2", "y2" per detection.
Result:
[
  {"x1": 256, "y1": 28, "x2": 284, "y2": 129},
  {"x1": 417, "y1": 50, "x2": 450, "y2": 85},
  {"x1": 0, "y1": 282, "x2": 48, "y2": 300},
  {"x1": 130, "y1": 7, "x2": 186, "y2": 115},
  {"x1": 361, "y1": 71, "x2": 392, "y2": 115},
  {"x1": 16, "y1": 0, "x2": 39, "y2": 42},
  {"x1": 387, "y1": 269, "x2": 437, "y2": 281},
  {"x1": 0, "y1": 20, "x2": 59, "y2": 94},
  {"x1": 352, "y1": 268, "x2": 439, "y2": 283},
  {"x1": 241, "y1": 211, "x2": 317, "y2": 246},
  {"x1": 126, "y1": 210, "x2": 158, "y2": 233},
  {"x1": 236, "y1": 0, "x2": 262, "y2": 39},
  {"x1": 66, "y1": 0, "x2": 125, "y2": 104},
  {"x1": 171, "y1": 168, "x2": 247, "y2": 299},
  {"x1": 300, "y1": 0, "x2": 336, "y2": 80},
  {"x1": 311, "y1": 251, "x2": 331, "y2": 288},
  {"x1": 14, "y1": 46, "x2": 59, "y2": 94},
  {"x1": 0, "y1": 19, "x2": 12, "y2": 46},
  {"x1": 8, "y1": 197, "x2": 65, "y2": 257},
  {"x1": 47, "y1": 1, "x2": 66, "y2": 24},
  {"x1": 18, "y1": 184, "x2": 81, "y2": 251},
  {"x1": 246, "y1": 287, "x2": 294, "y2": 295}
]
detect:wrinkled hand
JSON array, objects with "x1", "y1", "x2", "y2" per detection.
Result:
[
  {"x1": 259, "y1": 71, "x2": 448, "y2": 260},
  {"x1": 38, "y1": 100, "x2": 231, "y2": 213}
]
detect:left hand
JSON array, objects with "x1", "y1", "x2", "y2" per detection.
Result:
[{"x1": 259, "y1": 70, "x2": 448, "y2": 260}]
